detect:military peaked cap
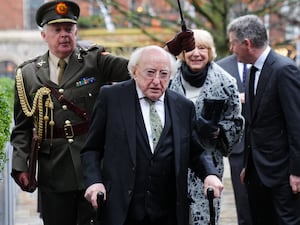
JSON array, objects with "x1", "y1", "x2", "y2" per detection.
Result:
[{"x1": 36, "y1": 1, "x2": 80, "y2": 27}]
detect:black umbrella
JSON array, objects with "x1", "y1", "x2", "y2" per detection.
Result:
[{"x1": 176, "y1": 0, "x2": 187, "y2": 31}]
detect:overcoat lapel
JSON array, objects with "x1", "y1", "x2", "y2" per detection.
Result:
[
  {"x1": 60, "y1": 49, "x2": 83, "y2": 85},
  {"x1": 232, "y1": 64, "x2": 243, "y2": 90},
  {"x1": 35, "y1": 53, "x2": 54, "y2": 87},
  {"x1": 252, "y1": 51, "x2": 274, "y2": 119},
  {"x1": 120, "y1": 80, "x2": 137, "y2": 166},
  {"x1": 34, "y1": 50, "x2": 84, "y2": 87},
  {"x1": 166, "y1": 90, "x2": 181, "y2": 175}
]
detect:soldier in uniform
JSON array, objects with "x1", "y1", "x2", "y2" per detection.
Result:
[{"x1": 10, "y1": 1, "x2": 130, "y2": 225}]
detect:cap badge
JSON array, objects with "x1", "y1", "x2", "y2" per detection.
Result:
[{"x1": 55, "y1": 2, "x2": 68, "y2": 15}]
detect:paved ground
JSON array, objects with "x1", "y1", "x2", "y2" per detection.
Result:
[
  {"x1": 14, "y1": 190, "x2": 43, "y2": 225},
  {"x1": 14, "y1": 158, "x2": 237, "y2": 225},
  {"x1": 219, "y1": 158, "x2": 238, "y2": 225}
]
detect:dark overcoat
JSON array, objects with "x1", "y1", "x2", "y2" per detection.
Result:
[{"x1": 81, "y1": 79, "x2": 217, "y2": 225}]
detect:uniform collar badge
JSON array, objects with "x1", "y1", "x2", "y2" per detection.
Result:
[{"x1": 37, "y1": 60, "x2": 46, "y2": 67}]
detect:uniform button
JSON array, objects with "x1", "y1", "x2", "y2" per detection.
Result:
[
  {"x1": 88, "y1": 93, "x2": 92, "y2": 97},
  {"x1": 146, "y1": 190, "x2": 151, "y2": 195},
  {"x1": 62, "y1": 105, "x2": 68, "y2": 110},
  {"x1": 132, "y1": 167, "x2": 135, "y2": 172},
  {"x1": 128, "y1": 190, "x2": 132, "y2": 195},
  {"x1": 58, "y1": 89, "x2": 64, "y2": 94}
]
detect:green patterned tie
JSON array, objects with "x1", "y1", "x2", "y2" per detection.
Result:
[{"x1": 146, "y1": 98, "x2": 163, "y2": 149}]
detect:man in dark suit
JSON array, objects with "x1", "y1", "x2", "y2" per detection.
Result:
[
  {"x1": 81, "y1": 45, "x2": 224, "y2": 225},
  {"x1": 217, "y1": 54, "x2": 253, "y2": 225},
  {"x1": 227, "y1": 15, "x2": 300, "y2": 225}
]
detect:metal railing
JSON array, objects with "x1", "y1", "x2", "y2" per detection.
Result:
[{"x1": 0, "y1": 142, "x2": 15, "y2": 225}]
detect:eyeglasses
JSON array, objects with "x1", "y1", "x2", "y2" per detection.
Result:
[
  {"x1": 195, "y1": 46, "x2": 209, "y2": 52},
  {"x1": 140, "y1": 67, "x2": 171, "y2": 80}
]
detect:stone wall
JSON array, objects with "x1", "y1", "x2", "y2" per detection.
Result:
[{"x1": 0, "y1": 30, "x2": 47, "y2": 66}]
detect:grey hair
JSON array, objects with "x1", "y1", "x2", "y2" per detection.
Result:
[
  {"x1": 42, "y1": 24, "x2": 48, "y2": 31},
  {"x1": 127, "y1": 45, "x2": 177, "y2": 77},
  {"x1": 227, "y1": 14, "x2": 268, "y2": 48}
]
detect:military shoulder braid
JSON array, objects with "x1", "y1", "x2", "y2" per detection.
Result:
[{"x1": 15, "y1": 67, "x2": 54, "y2": 142}]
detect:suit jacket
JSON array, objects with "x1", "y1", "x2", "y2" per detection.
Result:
[
  {"x1": 11, "y1": 46, "x2": 129, "y2": 192},
  {"x1": 81, "y1": 79, "x2": 218, "y2": 225},
  {"x1": 216, "y1": 55, "x2": 243, "y2": 94},
  {"x1": 217, "y1": 54, "x2": 245, "y2": 154},
  {"x1": 244, "y1": 50, "x2": 300, "y2": 187}
]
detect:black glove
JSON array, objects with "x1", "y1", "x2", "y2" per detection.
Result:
[
  {"x1": 166, "y1": 30, "x2": 195, "y2": 56},
  {"x1": 196, "y1": 116, "x2": 219, "y2": 141},
  {"x1": 11, "y1": 170, "x2": 37, "y2": 193}
]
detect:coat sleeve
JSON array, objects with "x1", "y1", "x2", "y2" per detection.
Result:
[
  {"x1": 11, "y1": 63, "x2": 37, "y2": 172},
  {"x1": 98, "y1": 51, "x2": 130, "y2": 83},
  {"x1": 80, "y1": 85, "x2": 108, "y2": 187},
  {"x1": 217, "y1": 77, "x2": 244, "y2": 156},
  {"x1": 277, "y1": 63, "x2": 300, "y2": 176},
  {"x1": 189, "y1": 104, "x2": 220, "y2": 180}
]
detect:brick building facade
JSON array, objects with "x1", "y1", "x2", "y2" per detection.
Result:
[
  {"x1": 0, "y1": 0, "x2": 24, "y2": 29},
  {"x1": 0, "y1": 0, "x2": 95, "y2": 30}
]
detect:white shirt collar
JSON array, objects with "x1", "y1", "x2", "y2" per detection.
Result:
[
  {"x1": 253, "y1": 45, "x2": 271, "y2": 71},
  {"x1": 49, "y1": 52, "x2": 70, "y2": 67}
]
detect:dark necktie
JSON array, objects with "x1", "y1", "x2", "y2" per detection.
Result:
[
  {"x1": 58, "y1": 59, "x2": 66, "y2": 85},
  {"x1": 242, "y1": 63, "x2": 248, "y2": 91},
  {"x1": 249, "y1": 66, "x2": 258, "y2": 111},
  {"x1": 146, "y1": 98, "x2": 163, "y2": 150}
]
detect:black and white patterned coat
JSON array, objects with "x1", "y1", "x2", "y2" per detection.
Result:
[{"x1": 169, "y1": 61, "x2": 244, "y2": 225}]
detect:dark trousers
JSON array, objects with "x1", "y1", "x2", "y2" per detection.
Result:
[
  {"x1": 228, "y1": 154, "x2": 252, "y2": 225},
  {"x1": 40, "y1": 190, "x2": 95, "y2": 225},
  {"x1": 124, "y1": 214, "x2": 177, "y2": 225},
  {"x1": 245, "y1": 165, "x2": 300, "y2": 225}
]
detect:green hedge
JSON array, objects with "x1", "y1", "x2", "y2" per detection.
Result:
[{"x1": 0, "y1": 77, "x2": 14, "y2": 172}]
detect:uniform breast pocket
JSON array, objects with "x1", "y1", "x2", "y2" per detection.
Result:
[{"x1": 72, "y1": 81, "x2": 101, "y2": 112}]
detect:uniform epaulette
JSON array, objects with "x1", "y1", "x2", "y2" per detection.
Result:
[
  {"x1": 87, "y1": 44, "x2": 106, "y2": 53},
  {"x1": 18, "y1": 56, "x2": 40, "y2": 69},
  {"x1": 87, "y1": 44, "x2": 99, "y2": 51},
  {"x1": 77, "y1": 43, "x2": 108, "y2": 57}
]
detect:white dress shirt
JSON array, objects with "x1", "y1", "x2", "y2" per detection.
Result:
[{"x1": 136, "y1": 85, "x2": 165, "y2": 152}]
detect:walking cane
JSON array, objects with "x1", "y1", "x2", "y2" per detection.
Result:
[
  {"x1": 207, "y1": 187, "x2": 216, "y2": 225},
  {"x1": 96, "y1": 192, "x2": 104, "y2": 223},
  {"x1": 91, "y1": 192, "x2": 104, "y2": 225}
]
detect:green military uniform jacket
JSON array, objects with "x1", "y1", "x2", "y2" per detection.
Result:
[{"x1": 11, "y1": 45, "x2": 129, "y2": 192}]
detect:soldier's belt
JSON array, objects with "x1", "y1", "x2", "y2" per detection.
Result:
[{"x1": 49, "y1": 120, "x2": 89, "y2": 140}]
